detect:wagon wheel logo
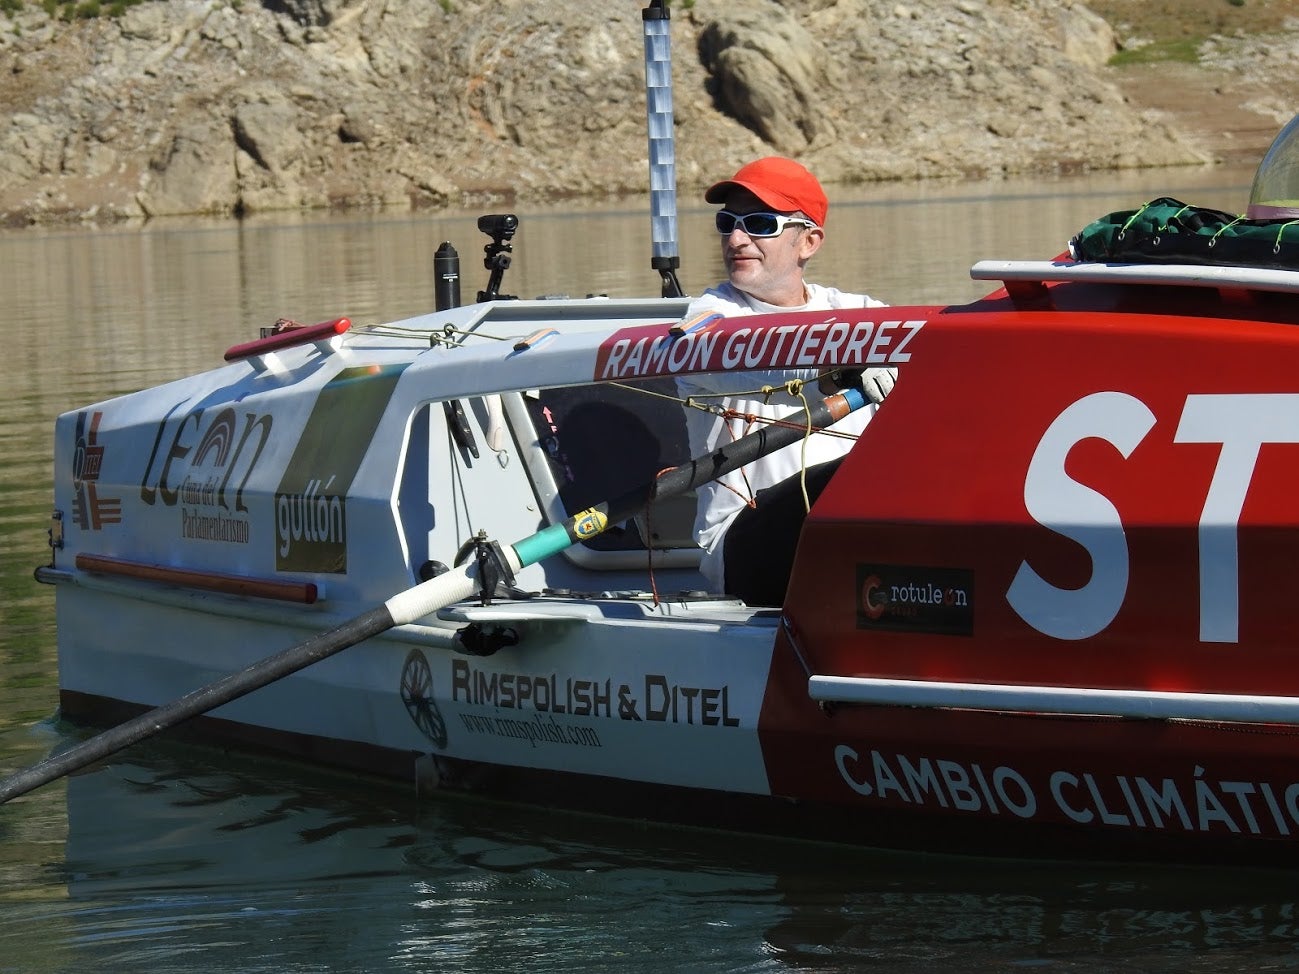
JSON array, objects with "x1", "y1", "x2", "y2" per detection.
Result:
[{"x1": 401, "y1": 649, "x2": 447, "y2": 749}]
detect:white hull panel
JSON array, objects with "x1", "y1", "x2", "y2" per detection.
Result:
[{"x1": 57, "y1": 582, "x2": 777, "y2": 795}]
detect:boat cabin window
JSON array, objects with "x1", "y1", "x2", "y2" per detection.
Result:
[{"x1": 517, "y1": 378, "x2": 699, "y2": 554}]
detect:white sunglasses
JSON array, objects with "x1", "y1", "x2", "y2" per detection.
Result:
[{"x1": 715, "y1": 210, "x2": 819, "y2": 237}]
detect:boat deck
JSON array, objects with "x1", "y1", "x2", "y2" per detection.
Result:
[{"x1": 971, "y1": 259, "x2": 1299, "y2": 295}]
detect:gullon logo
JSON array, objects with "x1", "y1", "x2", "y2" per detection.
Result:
[
  {"x1": 270, "y1": 362, "x2": 408, "y2": 574},
  {"x1": 275, "y1": 475, "x2": 344, "y2": 560}
]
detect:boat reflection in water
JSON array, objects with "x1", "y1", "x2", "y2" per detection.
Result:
[{"x1": 54, "y1": 750, "x2": 1299, "y2": 972}]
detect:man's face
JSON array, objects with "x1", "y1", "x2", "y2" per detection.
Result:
[{"x1": 719, "y1": 188, "x2": 823, "y2": 307}]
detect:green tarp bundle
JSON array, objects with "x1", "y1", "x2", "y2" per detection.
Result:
[{"x1": 1068, "y1": 197, "x2": 1299, "y2": 270}]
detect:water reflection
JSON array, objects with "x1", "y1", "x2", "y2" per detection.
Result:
[{"x1": 5, "y1": 748, "x2": 1297, "y2": 973}]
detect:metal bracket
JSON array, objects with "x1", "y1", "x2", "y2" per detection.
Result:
[{"x1": 46, "y1": 510, "x2": 64, "y2": 565}]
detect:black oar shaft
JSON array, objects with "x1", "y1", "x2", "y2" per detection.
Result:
[
  {"x1": 0, "y1": 607, "x2": 395, "y2": 804},
  {"x1": 523, "y1": 388, "x2": 865, "y2": 559},
  {"x1": 625, "y1": 388, "x2": 860, "y2": 516}
]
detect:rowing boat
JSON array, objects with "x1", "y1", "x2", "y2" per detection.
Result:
[{"x1": 21, "y1": 9, "x2": 1299, "y2": 867}]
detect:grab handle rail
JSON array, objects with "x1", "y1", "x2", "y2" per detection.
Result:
[
  {"x1": 809, "y1": 674, "x2": 1299, "y2": 725},
  {"x1": 224, "y1": 317, "x2": 351, "y2": 362},
  {"x1": 76, "y1": 553, "x2": 320, "y2": 604}
]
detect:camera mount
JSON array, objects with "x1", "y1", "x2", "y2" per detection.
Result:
[{"x1": 477, "y1": 214, "x2": 518, "y2": 302}]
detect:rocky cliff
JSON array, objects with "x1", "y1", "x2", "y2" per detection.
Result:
[{"x1": 0, "y1": 0, "x2": 1292, "y2": 227}]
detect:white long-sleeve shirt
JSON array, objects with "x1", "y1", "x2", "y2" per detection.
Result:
[{"x1": 675, "y1": 281, "x2": 887, "y2": 591}]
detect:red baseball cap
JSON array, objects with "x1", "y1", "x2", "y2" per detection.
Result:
[{"x1": 704, "y1": 156, "x2": 828, "y2": 227}]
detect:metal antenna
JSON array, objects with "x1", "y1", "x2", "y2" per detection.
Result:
[{"x1": 642, "y1": 0, "x2": 683, "y2": 298}]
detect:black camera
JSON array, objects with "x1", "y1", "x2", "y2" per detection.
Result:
[{"x1": 477, "y1": 214, "x2": 518, "y2": 240}]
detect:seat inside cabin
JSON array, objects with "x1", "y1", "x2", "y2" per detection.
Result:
[{"x1": 522, "y1": 378, "x2": 699, "y2": 553}]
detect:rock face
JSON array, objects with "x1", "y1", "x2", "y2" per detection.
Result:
[
  {"x1": 698, "y1": 2, "x2": 833, "y2": 152},
  {"x1": 0, "y1": 0, "x2": 1277, "y2": 226}
]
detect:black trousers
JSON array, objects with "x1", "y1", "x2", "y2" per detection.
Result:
[{"x1": 721, "y1": 459, "x2": 843, "y2": 607}]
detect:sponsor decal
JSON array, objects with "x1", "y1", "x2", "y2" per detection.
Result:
[
  {"x1": 572, "y1": 507, "x2": 607, "y2": 539},
  {"x1": 140, "y1": 402, "x2": 272, "y2": 545},
  {"x1": 1011, "y1": 391, "x2": 1299, "y2": 644},
  {"x1": 401, "y1": 649, "x2": 448, "y2": 748},
  {"x1": 856, "y1": 564, "x2": 974, "y2": 636},
  {"x1": 274, "y1": 363, "x2": 406, "y2": 573},
  {"x1": 834, "y1": 744, "x2": 1299, "y2": 840},
  {"x1": 457, "y1": 710, "x2": 603, "y2": 750},
  {"x1": 71, "y1": 411, "x2": 122, "y2": 531},
  {"x1": 595, "y1": 315, "x2": 924, "y2": 381},
  {"x1": 448, "y1": 659, "x2": 740, "y2": 750}
]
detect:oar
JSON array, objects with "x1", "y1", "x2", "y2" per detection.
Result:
[{"x1": 0, "y1": 386, "x2": 867, "y2": 804}]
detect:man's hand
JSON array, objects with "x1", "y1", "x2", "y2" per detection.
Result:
[
  {"x1": 857, "y1": 367, "x2": 896, "y2": 405},
  {"x1": 820, "y1": 367, "x2": 897, "y2": 404}
]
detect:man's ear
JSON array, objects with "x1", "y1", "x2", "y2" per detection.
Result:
[{"x1": 798, "y1": 227, "x2": 825, "y2": 261}]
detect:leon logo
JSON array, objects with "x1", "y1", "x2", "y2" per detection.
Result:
[
  {"x1": 274, "y1": 364, "x2": 406, "y2": 573},
  {"x1": 856, "y1": 564, "x2": 974, "y2": 636}
]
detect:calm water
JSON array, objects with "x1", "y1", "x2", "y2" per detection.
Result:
[{"x1": 4, "y1": 165, "x2": 1297, "y2": 973}]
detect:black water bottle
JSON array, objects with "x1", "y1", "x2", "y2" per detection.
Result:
[{"x1": 434, "y1": 242, "x2": 460, "y2": 311}]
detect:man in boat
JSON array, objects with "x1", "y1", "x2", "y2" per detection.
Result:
[{"x1": 677, "y1": 156, "x2": 895, "y2": 606}]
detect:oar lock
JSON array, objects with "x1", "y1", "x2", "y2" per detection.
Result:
[
  {"x1": 447, "y1": 529, "x2": 517, "y2": 607},
  {"x1": 417, "y1": 531, "x2": 523, "y2": 657}
]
